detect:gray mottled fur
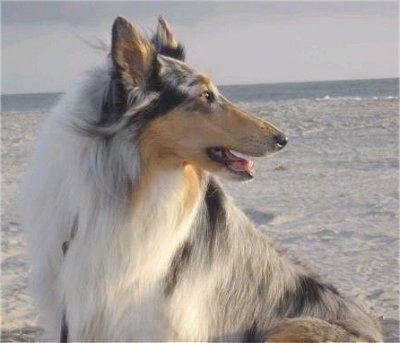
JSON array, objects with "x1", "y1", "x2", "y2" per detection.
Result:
[{"x1": 170, "y1": 176, "x2": 382, "y2": 341}]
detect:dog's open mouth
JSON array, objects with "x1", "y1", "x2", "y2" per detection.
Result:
[{"x1": 206, "y1": 147, "x2": 255, "y2": 179}]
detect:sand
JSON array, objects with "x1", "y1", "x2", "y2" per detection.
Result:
[{"x1": 1, "y1": 99, "x2": 398, "y2": 341}]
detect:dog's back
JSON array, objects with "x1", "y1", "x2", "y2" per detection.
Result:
[{"x1": 166, "y1": 184, "x2": 382, "y2": 341}]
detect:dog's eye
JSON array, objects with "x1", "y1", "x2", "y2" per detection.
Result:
[{"x1": 200, "y1": 90, "x2": 215, "y2": 103}]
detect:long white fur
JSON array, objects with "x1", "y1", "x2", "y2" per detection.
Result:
[{"x1": 22, "y1": 69, "x2": 207, "y2": 340}]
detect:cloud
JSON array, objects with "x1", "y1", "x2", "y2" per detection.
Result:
[{"x1": 2, "y1": 2, "x2": 398, "y2": 94}]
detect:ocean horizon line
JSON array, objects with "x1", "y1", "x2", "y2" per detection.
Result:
[{"x1": 2, "y1": 77, "x2": 398, "y2": 97}]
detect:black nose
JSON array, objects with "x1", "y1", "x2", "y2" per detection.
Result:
[{"x1": 275, "y1": 133, "x2": 288, "y2": 148}]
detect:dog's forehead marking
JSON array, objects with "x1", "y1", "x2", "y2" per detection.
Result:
[
  {"x1": 158, "y1": 55, "x2": 196, "y2": 85},
  {"x1": 157, "y1": 55, "x2": 218, "y2": 97}
]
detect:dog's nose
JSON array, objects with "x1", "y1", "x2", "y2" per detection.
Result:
[{"x1": 274, "y1": 133, "x2": 288, "y2": 148}]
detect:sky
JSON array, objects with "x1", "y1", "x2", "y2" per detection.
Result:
[{"x1": 1, "y1": 1, "x2": 399, "y2": 94}]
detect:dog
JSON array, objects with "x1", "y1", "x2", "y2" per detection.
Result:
[{"x1": 22, "y1": 16, "x2": 382, "y2": 342}]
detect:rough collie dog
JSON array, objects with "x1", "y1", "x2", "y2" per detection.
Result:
[{"x1": 23, "y1": 17, "x2": 382, "y2": 342}]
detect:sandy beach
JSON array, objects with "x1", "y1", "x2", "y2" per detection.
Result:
[{"x1": 1, "y1": 98, "x2": 398, "y2": 341}]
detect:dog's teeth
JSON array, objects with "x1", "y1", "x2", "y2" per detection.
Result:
[{"x1": 230, "y1": 150, "x2": 249, "y2": 159}]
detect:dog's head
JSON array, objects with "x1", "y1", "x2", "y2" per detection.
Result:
[{"x1": 103, "y1": 16, "x2": 287, "y2": 181}]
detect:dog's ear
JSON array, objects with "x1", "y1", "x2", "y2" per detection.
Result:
[
  {"x1": 111, "y1": 16, "x2": 156, "y2": 90},
  {"x1": 151, "y1": 16, "x2": 185, "y2": 61}
]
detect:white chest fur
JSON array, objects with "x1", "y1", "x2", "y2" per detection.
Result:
[{"x1": 62, "y1": 170, "x2": 201, "y2": 341}]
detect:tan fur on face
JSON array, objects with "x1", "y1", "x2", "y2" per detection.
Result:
[
  {"x1": 135, "y1": 126, "x2": 203, "y2": 215},
  {"x1": 137, "y1": 96, "x2": 284, "y2": 176}
]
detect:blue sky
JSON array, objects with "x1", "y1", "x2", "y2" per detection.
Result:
[{"x1": 2, "y1": 1, "x2": 398, "y2": 94}]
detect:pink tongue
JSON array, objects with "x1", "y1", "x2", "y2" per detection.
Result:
[
  {"x1": 230, "y1": 160, "x2": 254, "y2": 175},
  {"x1": 224, "y1": 150, "x2": 254, "y2": 175}
]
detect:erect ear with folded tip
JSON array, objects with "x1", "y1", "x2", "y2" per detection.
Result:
[
  {"x1": 151, "y1": 16, "x2": 185, "y2": 61},
  {"x1": 111, "y1": 16, "x2": 157, "y2": 91}
]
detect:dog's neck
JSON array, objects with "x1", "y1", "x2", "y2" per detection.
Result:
[
  {"x1": 124, "y1": 162, "x2": 203, "y2": 278},
  {"x1": 132, "y1": 162, "x2": 203, "y2": 218}
]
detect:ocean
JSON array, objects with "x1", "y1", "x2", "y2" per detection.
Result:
[
  {"x1": 1, "y1": 78, "x2": 398, "y2": 113},
  {"x1": 1, "y1": 78, "x2": 399, "y2": 341}
]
